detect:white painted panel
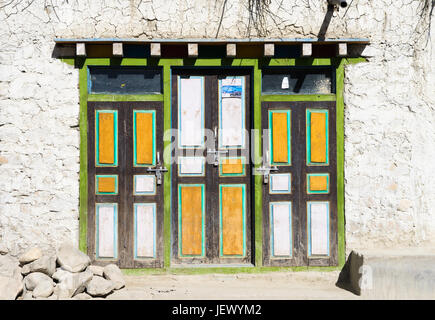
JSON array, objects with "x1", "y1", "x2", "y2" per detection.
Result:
[
  {"x1": 136, "y1": 204, "x2": 155, "y2": 258},
  {"x1": 179, "y1": 77, "x2": 203, "y2": 147},
  {"x1": 310, "y1": 202, "x2": 329, "y2": 255},
  {"x1": 179, "y1": 157, "x2": 204, "y2": 175},
  {"x1": 135, "y1": 175, "x2": 155, "y2": 194},
  {"x1": 272, "y1": 203, "x2": 292, "y2": 256},
  {"x1": 270, "y1": 174, "x2": 291, "y2": 193},
  {"x1": 98, "y1": 205, "x2": 116, "y2": 258},
  {"x1": 220, "y1": 77, "x2": 244, "y2": 148}
]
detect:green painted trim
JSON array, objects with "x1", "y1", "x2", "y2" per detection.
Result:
[
  {"x1": 266, "y1": 58, "x2": 332, "y2": 67},
  {"x1": 79, "y1": 65, "x2": 88, "y2": 254},
  {"x1": 253, "y1": 60, "x2": 263, "y2": 267},
  {"x1": 121, "y1": 265, "x2": 341, "y2": 276},
  {"x1": 88, "y1": 94, "x2": 164, "y2": 102},
  {"x1": 61, "y1": 58, "x2": 74, "y2": 66},
  {"x1": 335, "y1": 59, "x2": 346, "y2": 268},
  {"x1": 261, "y1": 94, "x2": 336, "y2": 102}
]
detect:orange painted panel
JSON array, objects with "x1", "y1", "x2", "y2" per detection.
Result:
[
  {"x1": 310, "y1": 176, "x2": 328, "y2": 191},
  {"x1": 221, "y1": 158, "x2": 243, "y2": 174},
  {"x1": 221, "y1": 186, "x2": 244, "y2": 255},
  {"x1": 272, "y1": 113, "x2": 289, "y2": 163},
  {"x1": 181, "y1": 186, "x2": 203, "y2": 256},
  {"x1": 97, "y1": 177, "x2": 116, "y2": 193},
  {"x1": 136, "y1": 112, "x2": 154, "y2": 165},
  {"x1": 310, "y1": 112, "x2": 327, "y2": 163},
  {"x1": 98, "y1": 113, "x2": 115, "y2": 164}
]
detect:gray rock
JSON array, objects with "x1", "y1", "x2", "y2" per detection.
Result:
[
  {"x1": 22, "y1": 291, "x2": 34, "y2": 300},
  {"x1": 86, "y1": 276, "x2": 115, "y2": 297},
  {"x1": 87, "y1": 265, "x2": 104, "y2": 277},
  {"x1": 53, "y1": 269, "x2": 93, "y2": 298},
  {"x1": 52, "y1": 268, "x2": 72, "y2": 282},
  {"x1": 25, "y1": 255, "x2": 56, "y2": 277},
  {"x1": 103, "y1": 264, "x2": 125, "y2": 290},
  {"x1": 0, "y1": 255, "x2": 22, "y2": 280},
  {"x1": 0, "y1": 275, "x2": 24, "y2": 300},
  {"x1": 24, "y1": 272, "x2": 52, "y2": 291},
  {"x1": 0, "y1": 244, "x2": 8, "y2": 255},
  {"x1": 56, "y1": 243, "x2": 91, "y2": 273},
  {"x1": 18, "y1": 247, "x2": 42, "y2": 265},
  {"x1": 74, "y1": 292, "x2": 92, "y2": 300},
  {"x1": 21, "y1": 264, "x2": 31, "y2": 276},
  {"x1": 33, "y1": 280, "x2": 54, "y2": 298}
]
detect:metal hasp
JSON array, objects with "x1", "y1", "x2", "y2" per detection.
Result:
[
  {"x1": 207, "y1": 149, "x2": 228, "y2": 166},
  {"x1": 254, "y1": 152, "x2": 278, "y2": 184},
  {"x1": 207, "y1": 126, "x2": 228, "y2": 166},
  {"x1": 146, "y1": 152, "x2": 167, "y2": 185}
]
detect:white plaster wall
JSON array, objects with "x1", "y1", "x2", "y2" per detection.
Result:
[{"x1": 0, "y1": 0, "x2": 434, "y2": 255}]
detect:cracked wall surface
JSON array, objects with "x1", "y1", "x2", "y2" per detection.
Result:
[{"x1": 0, "y1": 0, "x2": 434, "y2": 256}]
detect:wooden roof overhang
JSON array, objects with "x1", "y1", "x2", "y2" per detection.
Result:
[{"x1": 53, "y1": 38, "x2": 370, "y2": 59}]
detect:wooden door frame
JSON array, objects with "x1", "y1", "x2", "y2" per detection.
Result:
[{"x1": 72, "y1": 57, "x2": 366, "y2": 272}]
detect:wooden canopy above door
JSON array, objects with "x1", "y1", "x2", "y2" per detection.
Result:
[{"x1": 53, "y1": 38, "x2": 369, "y2": 59}]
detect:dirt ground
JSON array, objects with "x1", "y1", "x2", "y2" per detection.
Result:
[{"x1": 108, "y1": 271, "x2": 359, "y2": 300}]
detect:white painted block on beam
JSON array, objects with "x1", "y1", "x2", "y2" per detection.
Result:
[
  {"x1": 338, "y1": 43, "x2": 347, "y2": 56},
  {"x1": 113, "y1": 43, "x2": 123, "y2": 57},
  {"x1": 76, "y1": 43, "x2": 86, "y2": 56},
  {"x1": 302, "y1": 43, "x2": 312, "y2": 57},
  {"x1": 188, "y1": 43, "x2": 198, "y2": 57},
  {"x1": 150, "y1": 43, "x2": 161, "y2": 57},
  {"x1": 226, "y1": 43, "x2": 236, "y2": 57},
  {"x1": 264, "y1": 43, "x2": 274, "y2": 57}
]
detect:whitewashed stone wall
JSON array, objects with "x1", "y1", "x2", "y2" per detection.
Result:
[{"x1": 0, "y1": 0, "x2": 434, "y2": 255}]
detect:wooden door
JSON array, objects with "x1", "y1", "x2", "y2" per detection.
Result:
[
  {"x1": 87, "y1": 101, "x2": 164, "y2": 268},
  {"x1": 171, "y1": 69, "x2": 252, "y2": 265},
  {"x1": 261, "y1": 101, "x2": 338, "y2": 267}
]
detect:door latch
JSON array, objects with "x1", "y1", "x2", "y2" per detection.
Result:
[
  {"x1": 207, "y1": 149, "x2": 228, "y2": 166},
  {"x1": 146, "y1": 152, "x2": 168, "y2": 185},
  {"x1": 253, "y1": 151, "x2": 278, "y2": 184}
]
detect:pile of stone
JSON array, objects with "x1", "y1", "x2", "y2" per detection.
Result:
[{"x1": 0, "y1": 243, "x2": 125, "y2": 300}]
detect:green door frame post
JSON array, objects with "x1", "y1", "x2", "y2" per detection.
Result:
[{"x1": 64, "y1": 56, "x2": 366, "y2": 274}]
